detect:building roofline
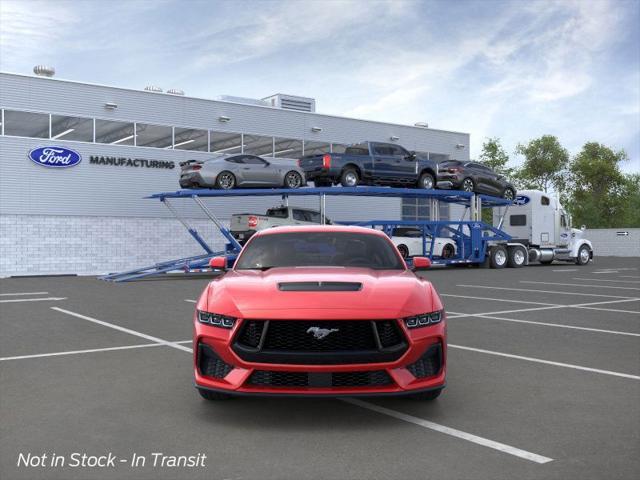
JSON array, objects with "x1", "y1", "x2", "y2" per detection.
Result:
[{"x1": 0, "y1": 71, "x2": 470, "y2": 137}]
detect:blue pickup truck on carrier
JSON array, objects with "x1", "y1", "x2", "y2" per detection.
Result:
[{"x1": 298, "y1": 141, "x2": 440, "y2": 189}]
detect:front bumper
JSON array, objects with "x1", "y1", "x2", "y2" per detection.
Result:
[{"x1": 194, "y1": 317, "x2": 446, "y2": 396}]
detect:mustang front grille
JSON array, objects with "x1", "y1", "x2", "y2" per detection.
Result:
[
  {"x1": 198, "y1": 343, "x2": 233, "y2": 379},
  {"x1": 247, "y1": 370, "x2": 393, "y2": 388},
  {"x1": 233, "y1": 320, "x2": 407, "y2": 365}
]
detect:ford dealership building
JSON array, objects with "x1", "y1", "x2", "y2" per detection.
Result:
[{"x1": 0, "y1": 70, "x2": 470, "y2": 276}]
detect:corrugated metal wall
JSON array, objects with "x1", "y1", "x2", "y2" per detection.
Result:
[{"x1": 0, "y1": 72, "x2": 470, "y2": 222}]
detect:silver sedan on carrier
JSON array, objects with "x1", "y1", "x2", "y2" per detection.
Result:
[{"x1": 179, "y1": 154, "x2": 306, "y2": 189}]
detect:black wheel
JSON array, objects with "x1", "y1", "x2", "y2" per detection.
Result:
[
  {"x1": 314, "y1": 179, "x2": 332, "y2": 187},
  {"x1": 284, "y1": 171, "x2": 303, "y2": 189},
  {"x1": 507, "y1": 246, "x2": 526, "y2": 268},
  {"x1": 340, "y1": 168, "x2": 359, "y2": 187},
  {"x1": 461, "y1": 177, "x2": 475, "y2": 192},
  {"x1": 576, "y1": 245, "x2": 591, "y2": 265},
  {"x1": 442, "y1": 243, "x2": 455, "y2": 259},
  {"x1": 490, "y1": 245, "x2": 508, "y2": 269},
  {"x1": 397, "y1": 244, "x2": 409, "y2": 259},
  {"x1": 198, "y1": 389, "x2": 232, "y2": 401},
  {"x1": 503, "y1": 187, "x2": 515, "y2": 201},
  {"x1": 409, "y1": 388, "x2": 443, "y2": 401},
  {"x1": 418, "y1": 172, "x2": 435, "y2": 190},
  {"x1": 216, "y1": 171, "x2": 236, "y2": 190}
]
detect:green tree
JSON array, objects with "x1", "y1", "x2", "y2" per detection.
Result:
[
  {"x1": 566, "y1": 142, "x2": 633, "y2": 228},
  {"x1": 515, "y1": 135, "x2": 569, "y2": 193},
  {"x1": 479, "y1": 137, "x2": 514, "y2": 177}
]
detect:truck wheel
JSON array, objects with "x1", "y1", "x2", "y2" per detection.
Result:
[
  {"x1": 216, "y1": 171, "x2": 236, "y2": 189},
  {"x1": 490, "y1": 245, "x2": 508, "y2": 269},
  {"x1": 340, "y1": 168, "x2": 359, "y2": 187},
  {"x1": 507, "y1": 246, "x2": 526, "y2": 268},
  {"x1": 284, "y1": 171, "x2": 303, "y2": 189},
  {"x1": 418, "y1": 172, "x2": 435, "y2": 190},
  {"x1": 198, "y1": 389, "x2": 232, "y2": 401},
  {"x1": 461, "y1": 178, "x2": 475, "y2": 192},
  {"x1": 397, "y1": 244, "x2": 409, "y2": 259},
  {"x1": 576, "y1": 245, "x2": 591, "y2": 265}
]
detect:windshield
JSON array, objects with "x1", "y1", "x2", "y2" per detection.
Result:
[{"x1": 235, "y1": 232, "x2": 405, "y2": 270}]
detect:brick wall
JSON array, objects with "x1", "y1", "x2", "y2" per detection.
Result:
[{"x1": 0, "y1": 214, "x2": 228, "y2": 277}]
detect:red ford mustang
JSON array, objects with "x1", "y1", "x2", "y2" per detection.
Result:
[{"x1": 193, "y1": 225, "x2": 446, "y2": 400}]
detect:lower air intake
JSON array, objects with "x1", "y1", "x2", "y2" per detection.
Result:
[
  {"x1": 247, "y1": 370, "x2": 393, "y2": 388},
  {"x1": 406, "y1": 343, "x2": 442, "y2": 378},
  {"x1": 198, "y1": 343, "x2": 233, "y2": 379}
]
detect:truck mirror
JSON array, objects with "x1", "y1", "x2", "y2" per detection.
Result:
[{"x1": 581, "y1": 225, "x2": 586, "y2": 231}]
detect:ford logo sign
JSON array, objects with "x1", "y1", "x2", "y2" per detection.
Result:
[
  {"x1": 514, "y1": 195, "x2": 530, "y2": 206},
  {"x1": 28, "y1": 146, "x2": 82, "y2": 168}
]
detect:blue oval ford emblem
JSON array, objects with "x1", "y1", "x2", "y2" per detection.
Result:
[
  {"x1": 28, "y1": 146, "x2": 82, "y2": 168},
  {"x1": 514, "y1": 195, "x2": 530, "y2": 206}
]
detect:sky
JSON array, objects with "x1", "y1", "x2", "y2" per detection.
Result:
[{"x1": 1, "y1": 0, "x2": 638, "y2": 172}]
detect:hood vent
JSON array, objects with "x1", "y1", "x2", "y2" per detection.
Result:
[{"x1": 278, "y1": 282, "x2": 362, "y2": 292}]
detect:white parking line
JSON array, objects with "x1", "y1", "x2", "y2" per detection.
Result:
[
  {"x1": 342, "y1": 398, "x2": 553, "y2": 464},
  {"x1": 521, "y1": 281, "x2": 640, "y2": 291},
  {"x1": 456, "y1": 284, "x2": 637, "y2": 299},
  {"x1": 573, "y1": 278, "x2": 640, "y2": 284},
  {"x1": 620, "y1": 275, "x2": 640, "y2": 279},
  {"x1": 0, "y1": 297, "x2": 66, "y2": 303},
  {"x1": 448, "y1": 312, "x2": 640, "y2": 337},
  {"x1": 0, "y1": 341, "x2": 192, "y2": 362},
  {"x1": 552, "y1": 269, "x2": 578, "y2": 272},
  {"x1": 51, "y1": 307, "x2": 193, "y2": 353},
  {"x1": 449, "y1": 344, "x2": 640, "y2": 380},
  {"x1": 0, "y1": 291, "x2": 49, "y2": 296},
  {"x1": 184, "y1": 299, "x2": 197, "y2": 303},
  {"x1": 441, "y1": 294, "x2": 558, "y2": 307}
]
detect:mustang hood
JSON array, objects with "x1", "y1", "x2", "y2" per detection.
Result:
[{"x1": 205, "y1": 267, "x2": 439, "y2": 319}]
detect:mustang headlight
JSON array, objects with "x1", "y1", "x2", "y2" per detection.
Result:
[
  {"x1": 404, "y1": 310, "x2": 443, "y2": 328},
  {"x1": 197, "y1": 310, "x2": 236, "y2": 328}
]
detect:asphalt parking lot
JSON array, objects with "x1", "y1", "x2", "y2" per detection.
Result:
[{"x1": 1, "y1": 257, "x2": 639, "y2": 480}]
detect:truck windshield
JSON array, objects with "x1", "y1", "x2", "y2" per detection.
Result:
[
  {"x1": 235, "y1": 232, "x2": 405, "y2": 270},
  {"x1": 345, "y1": 143, "x2": 370, "y2": 155}
]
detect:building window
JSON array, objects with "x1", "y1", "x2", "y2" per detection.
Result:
[
  {"x1": 244, "y1": 134, "x2": 274, "y2": 156},
  {"x1": 51, "y1": 114, "x2": 93, "y2": 142},
  {"x1": 401, "y1": 199, "x2": 450, "y2": 222},
  {"x1": 135, "y1": 123, "x2": 172, "y2": 149},
  {"x1": 173, "y1": 127, "x2": 208, "y2": 151},
  {"x1": 303, "y1": 140, "x2": 331, "y2": 156},
  {"x1": 273, "y1": 137, "x2": 303, "y2": 159},
  {"x1": 95, "y1": 119, "x2": 135, "y2": 145},
  {"x1": 210, "y1": 131, "x2": 243, "y2": 154},
  {"x1": 3, "y1": 110, "x2": 49, "y2": 138}
]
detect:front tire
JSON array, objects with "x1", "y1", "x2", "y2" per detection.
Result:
[
  {"x1": 340, "y1": 168, "x2": 359, "y2": 187},
  {"x1": 442, "y1": 243, "x2": 455, "y2": 259},
  {"x1": 197, "y1": 389, "x2": 232, "y2": 401},
  {"x1": 576, "y1": 245, "x2": 591, "y2": 265},
  {"x1": 503, "y1": 187, "x2": 515, "y2": 201},
  {"x1": 418, "y1": 172, "x2": 435, "y2": 190},
  {"x1": 216, "y1": 171, "x2": 236, "y2": 190},
  {"x1": 461, "y1": 177, "x2": 475, "y2": 192},
  {"x1": 284, "y1": 171, "x2": 303, "y2": 189},
  {"x1": 409, "y1": 388, "x2": 443, "y2": 401}
]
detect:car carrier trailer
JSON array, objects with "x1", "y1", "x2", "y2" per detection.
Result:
[{"x1": 100, "y1": 186, "x2": 592, "y2": 282}]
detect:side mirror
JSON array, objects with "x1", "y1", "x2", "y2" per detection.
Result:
[
  {"x1": 581, "y1": 225, "x2": 586, "y2": 231},
  {"x1": 412, "y1": 257, "x2": 431, "y2": 270},
  {"x1": 209, "y1": 256, "x2": 227, "y2": 270},
  {"x1": 406, "y1": 151, "x2": 416, "y2": 160}
]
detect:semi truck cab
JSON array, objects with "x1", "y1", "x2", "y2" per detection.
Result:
[{"x1": 493, "y1": 190, "x2": 593, "y2": 265}]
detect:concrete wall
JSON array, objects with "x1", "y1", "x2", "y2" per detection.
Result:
[{"x1": 586, "y1": 228, "x2": 640, "y2": 257}]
